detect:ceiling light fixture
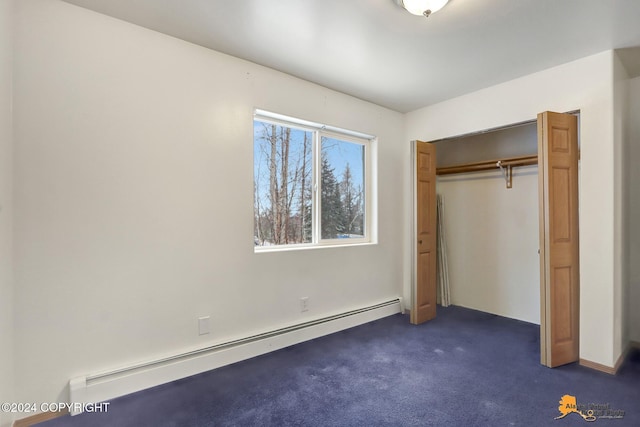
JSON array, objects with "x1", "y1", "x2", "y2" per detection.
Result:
[{"x1": 395, "y1": 0, "x2": 450, "y2": 17}]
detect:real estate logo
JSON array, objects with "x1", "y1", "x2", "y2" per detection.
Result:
[{"x1": 555, "y1": 395, "x2": 625, "y2": 422}]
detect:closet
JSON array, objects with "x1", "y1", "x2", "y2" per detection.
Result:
[
  {"x1": 411, "y1": 112, "x2": 580, "y2": 368},
  {"x1": 436, "y1": 122, "x2": 540, "y2": 323}
]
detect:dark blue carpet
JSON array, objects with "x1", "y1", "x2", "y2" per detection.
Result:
[{"x1": 39, "y1": 306, "x2": 640, "y2": 426}]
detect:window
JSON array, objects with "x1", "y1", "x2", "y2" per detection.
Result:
[{"x1": 253, "y1": 110, "x2": 375, "y2": 250}]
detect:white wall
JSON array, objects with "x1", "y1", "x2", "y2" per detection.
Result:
[
  {"x1": 613, "y1": 52, "x2": 629, "y2": 357},
  {"x1": 13, "y1": 0, "x2": 404, "y2": 405},
  {"x1": 404, "y1": 51, "x2": 620, "y2": 367},
  {"x1": 629, "y1": 76, "x2": 640, "y2": 343},
  {"x1": 437, "y1": 169, "x2": 540, "y2": 323},
  {"x1": 0, "y1": 1, "x2": 14, "y2": 426}
]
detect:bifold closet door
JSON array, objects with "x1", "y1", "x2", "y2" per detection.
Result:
[
  {"x1": 538, "y1": 111, "x2": 580, "y2": 368},
  {"x1": 412, "y1": 141, "x2": 437, "y2": 325}
]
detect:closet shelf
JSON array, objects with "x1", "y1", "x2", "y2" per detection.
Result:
[
  {"x1": 436, "y1": 154, "x2": 538, "y2": 189},
  {"x1": 436, "y1": 154, "x2": 538, "y2": 176}
]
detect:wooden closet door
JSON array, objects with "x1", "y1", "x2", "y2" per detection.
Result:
[
  {"x1": 538, "y1": 111, "x2": 580, "y2": 367},
  {"x1": 412, "y1": 141, "x2": 437, "y2": 325}
]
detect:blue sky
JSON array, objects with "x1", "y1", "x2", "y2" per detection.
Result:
[{"x1": 321, "y1": 136, "x2": 364, "y2": 188}]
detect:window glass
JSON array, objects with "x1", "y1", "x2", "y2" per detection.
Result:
[
  {"x1": 254, "y1": 121, "x2": 312, "y2": 246},
  {"x1": 320, "y1": 137, "x2": 365, "y2": 240}
]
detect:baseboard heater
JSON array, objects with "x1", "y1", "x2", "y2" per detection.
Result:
[{"x1": 69, "y1": 298, "x2": 402, "y2": 415}]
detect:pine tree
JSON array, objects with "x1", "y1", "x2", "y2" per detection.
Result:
[
  {"x1": 339, "y1": 163, "x2": 363, "y2": 236},
  {"x1": 321, "y1": 157, "x2": 342, "y2": 239}
]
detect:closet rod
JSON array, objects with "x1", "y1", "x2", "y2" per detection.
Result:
[{"x1": 436, "y1": 154, "x2": 537, "y2": 176}]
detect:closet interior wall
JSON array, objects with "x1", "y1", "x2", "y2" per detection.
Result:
[{"x1": 435, "y1": 123, "x2": 541, "y2": 324}]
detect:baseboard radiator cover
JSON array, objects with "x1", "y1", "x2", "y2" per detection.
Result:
[{"x1": 69, "y1": 298, "x2": 402, "y2": 415}]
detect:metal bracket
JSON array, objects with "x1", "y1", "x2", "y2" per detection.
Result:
[{"x1": 496, "y1": 161, "x2": 512, "y2": 189}]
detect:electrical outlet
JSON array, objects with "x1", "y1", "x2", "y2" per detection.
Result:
[
  {"x1": 198, "y1": 316, "x2": 210, "y2": 335},
  {"x1": 300, "y1": 297, "x2": 309, "y2": 313}
]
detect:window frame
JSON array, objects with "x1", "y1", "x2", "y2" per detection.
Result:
[{"x1": 253, "y1": 109, "x2": 376, "y2": 252}]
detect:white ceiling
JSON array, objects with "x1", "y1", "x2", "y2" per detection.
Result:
[{"x1": 62, "y1": 0, "x2": 640, "y2": 113}]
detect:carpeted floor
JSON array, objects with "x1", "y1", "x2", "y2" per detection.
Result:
[{"x1": 38, "y1": 306, "x2": 640, "y2": 426}]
